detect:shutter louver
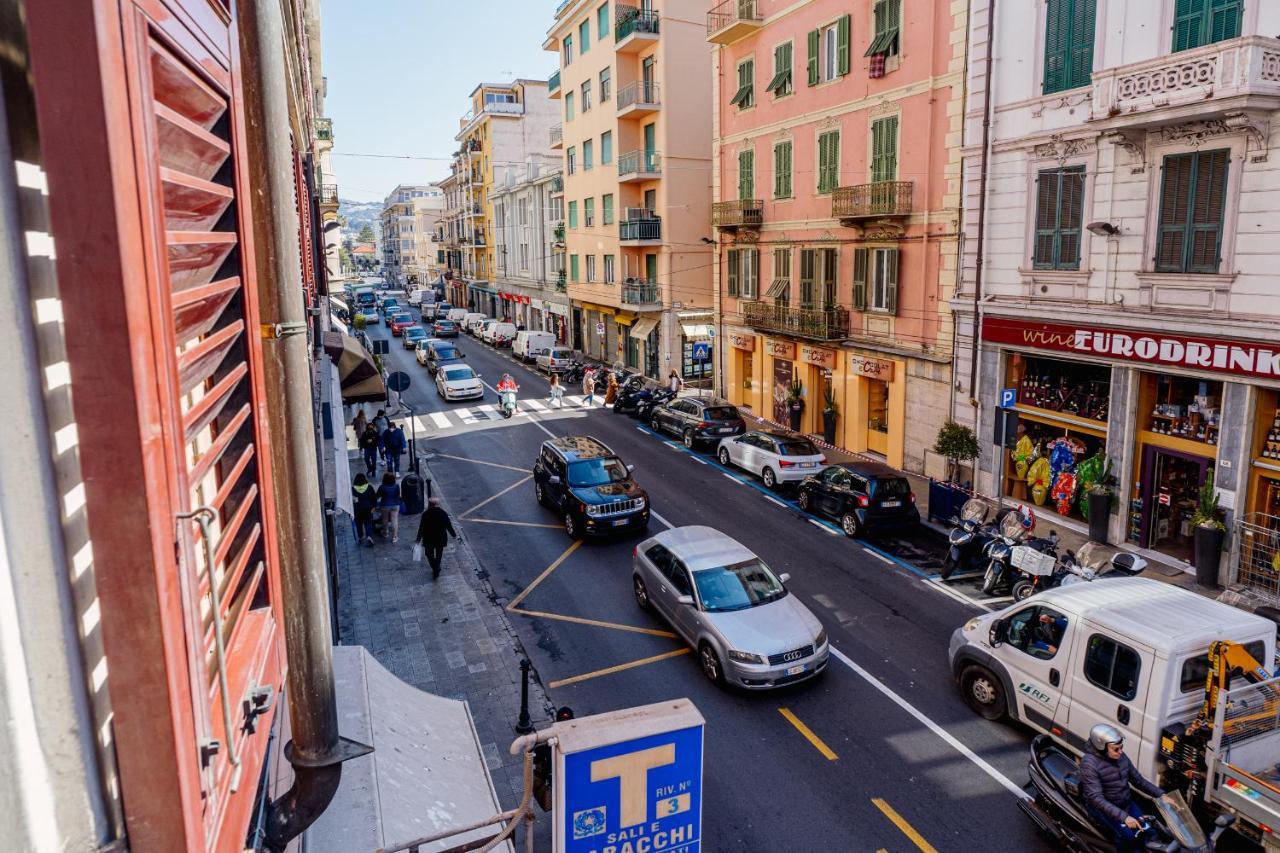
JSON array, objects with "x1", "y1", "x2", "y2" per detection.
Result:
[
  {"x1": 807, "y1": 29, "x2": 820, "y2": 85},
  {"x1": 1157, "y1": 154, "x2": 1194, "y2": 271},
  {"x1": 1043, "y1": 0, "x2": 1071, "y2": 93},
  {"x1": 852, "y1": 248, "x2": 868, "y2": 311},
  {"x1": 1070, "y1": 0, "x2": 1097, "y2": 89},
  {"x1": 1058, "y1": 168, "x2": 1085, "y2": 268},
  {"x1": 1033, "y1": 173, "x2": 1058, "y2": 268},
  {"x1": 1173, "y1": 0, "x2": 1207, "y2": 52},
  {"x1": 727, "y1": 249, "x2": 740, "y2": 296},
  {"x1": 1190, "y1": 149, "x2": 1228, "y2": 272},
  {"x1": 836, "y1": 15, "x2": 851, "y2": 76},
  {"x1": 1209, "y1": 0, "x2": 1240, "y2": 44},
  {"x1": 739, "y1": 149, "x2": 754, "y2": 201},
  {"x1": 884, "y1": 248, "x2": 899, "y2": 315}
]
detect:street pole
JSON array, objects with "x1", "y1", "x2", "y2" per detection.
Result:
[{"x1": 515, "y1": 658, "x2": 534, "y2": 734}]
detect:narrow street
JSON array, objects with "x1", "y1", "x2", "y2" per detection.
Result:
[{"x1": 367, "y1": 317, "x2": 1053, "y2": 852}]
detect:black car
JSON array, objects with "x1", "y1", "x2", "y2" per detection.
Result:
[
  {"x1": 796, "y1": 461, "x2": 919, "y2": 538},
  {"x1": 649, "y1": 395, "x2": 745, "y2": 448},
  {"x1": 533, "y1": 436, "x2": 650, "y2": 539},
  {"x1": 425, "y1": 344, "x2": 465, "y2": 375}
]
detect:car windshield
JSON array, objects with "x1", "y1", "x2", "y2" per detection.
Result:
[
  {"x1": 692, "y1": 559, "x2": 786, "y2": 612},
  {"x1": 435, "y1": 348, "x2": 461, "y2": 360},
  {"x1": 442, "y1": 367, "x2": 474, "y2": 381},
  {"x1": 436, "y1": 321, "x2": 454, "y2": 328},
  {"x1": 872, "y1": 478, "x2": 911, "y2": 498},
  {"x1": 405, "y1": 328, "x2": 424, "y2": 337},
  {"x1": 703, "y1": 406, "x2": 738, "y2": 421},
  {"x1": 567, "y1": 457, "x2": 629, "y2": 487},
  {"x1": 777, "y1": 439, "x2": 818, "y2": 456},
  {"x1": 392, "y1": 313, "x2": 411, "y2": 322}
]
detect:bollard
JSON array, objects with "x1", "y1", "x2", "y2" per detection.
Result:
[{"x1": 515, "y1": 658, "x2": 534, "y2": 734}]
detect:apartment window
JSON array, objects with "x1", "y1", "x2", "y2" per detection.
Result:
[
  {"x1": 774, "y1": 141, "x2": 793, "y2": 198},
  {"x1": 737, "y1": 149, "x2": 755, "y2": 201},
  {"x1": 730, "y1": 58, "x2": 755, "y2": 109},
  {"x1": 808, "y1": 16, "x2": 850, "y2": 85},
  {"x1": 566, "y1": 91, "x2": 575, "y2": 122},
  {"x1": 726, "y1": 249, "x2": 758, "y2": 297},
  {"x1": 604, "y1": 253, "x2": 616, "y2": 283},
  {"x1": 603, "y1": 193, "x2": 615, "y2": 225},
  {"x1": 568, "y1": 200, "x2": 579, "y2": 228},
  {"x1": 581, "y1": 80, "x2": 592, "y2": 112},
  {"x1": 584, "y1": 139, "x2": 594, "y2": 170},
  {"x1": 817, "y1": 130, "x2": 840, "y2": 194},
  {"x1": 600, "y1": 66, "x2": 612, "y2": 102},
  {"x1": 799, "y1": 248, "x2": 837, "y2": 309},
  {"x1": 580, "y1": 19, "x2": 591, "y2": 54},
  {"x1": 1043, "y1": 0, "x2": 1096, "y2": 94},
  {"x1": 870, "y1": 116, "x2": 898, "y2": 183},
  {"x1": 564, "y1": 34, "x2": 574, "y2": 65},
  {"x1": 567, "y1": 146, "x2": 577, "y2": 175},
  {"x1": 1156, "y1": 149, "x2": 1229, "y2": 274},
  {"x1": 584, "y1": 197, "x2": 595, "y2": 226},
  {"x1": 1033, "y1": 166, "x2": 1086, "y2": 270},
  {"x1": 853, "y1": 247, "x2": 899, "y2": 313},
  {"x1": 519, "y1": 243, "x2": 530, "y2": 271},
  {"x1": 598, "y1": 3, "x2": 610, "y2": 39},
  {"x1": 799, "y1": 249, "x2": 816, "y2": 308},
  {"x1": 767, "y1": 41, "x2": 794, "y2": 97},
  {"x1": 1174, "y1": 0, "x2": 1239, "y2": 53},
  {"x1": 570, "y1": 254, "x2": 580, "y2": 282},
  {"x1": 601, "y1": 130, "x2": 613, "y2": 164},
  {"x1": 518, "y1": 198, "x2": 529, "y2": 225},
  {"x1": 586, "y1": 254, "x2": 597, "y2": 282},
  {"x1": 767, "y1": 248, "x2": 791, "y2": 305},
  {"x1": 866, "y1": 0, "x2": 902, "y2": 60}
]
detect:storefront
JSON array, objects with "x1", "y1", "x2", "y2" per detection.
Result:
[
  {"x1": 628, "y1": 315, "x2": 660, "y2": 376},
  {"x1": 763, "y1": 339, "x2": 797, "y2": 426},
  {"x1": 681, "y1": 315, "x2": 714, "y2": 382},
  {"x1": 546, "y1": 301, "x2": 571, "y2": 345},
  {"x1": 842, "y1": 351, "x2": 906, "y2": 469},
  {"x1": 797, "y1": 344, "x2": 837, "y2": 437},
  {"x1": 725, "y1": 330, "x2": 758, "y2": 413}
]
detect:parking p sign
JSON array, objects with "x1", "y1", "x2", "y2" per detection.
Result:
[{"x1": 557, "y1": 699, "x2": 704, "y2": 853}]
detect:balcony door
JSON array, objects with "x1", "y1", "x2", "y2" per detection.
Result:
[{"x1": 644, "y1": 188, "x2": 657, "y2": 217}]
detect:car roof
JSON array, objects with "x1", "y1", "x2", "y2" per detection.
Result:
[
  {"x1": 647, "y1": 526, "x2": 756, "y2": 572},
  {"x1": 1027, "y1": 577, "x2": 1274, "y2": 654},
  {"x1": 545, "y1": 435, "x2": 615, "y2": 461},
  {"x1": 440, "y1": 364, "x2": 474, "y2": 376},
  {"x1": 834, "y1": 460, "x2": 907, "y2": 480}
]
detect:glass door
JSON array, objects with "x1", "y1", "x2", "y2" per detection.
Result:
[{"x1": 643, "y1": 122, "x2": 656, "y2": 171}]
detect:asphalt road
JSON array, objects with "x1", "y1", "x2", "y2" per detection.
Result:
[{"x1": 367, "y1": 310, "x2": 1053, "y2": 852}]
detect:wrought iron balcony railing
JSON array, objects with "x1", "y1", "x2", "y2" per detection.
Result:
[
  {"x1": 707, "y1": 0, "x2": 762, "y2": 43},
  {"x1": 712, "y1": 199, "x2": 762, "y2": 228},
  {"x1": 740, "y1": 301, "x2": 849, "y2": 341},
  {"x1": 831, "y1": 181, "x2": 913, "y2": 220},
  {"x1": 619, "y1": 216, "x2": 661, "y2": 242},
  {"x1": 319, "y1": 184, "x2": 339, "y2": 204},
  {"x1": 315, "y1": 117, "x2": 333, "y2": 141}
]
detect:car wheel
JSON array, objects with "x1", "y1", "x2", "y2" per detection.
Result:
[
  {"x1": 961, "y1": 665, "x2": 1007, "y2": 721},
  {"x1": 650, "y1": 414, "x2": 662, "y2": 433},
  {"x1": 797, "y1": 489, "x2": 812, "y2": 512},
  {"x1": 762, "y1": 467, "x2": 777, "y2": 489},
  {"x1": 717, "y1": 447, "x2": 731, "y2": 466},
  {"x1": 535, "y1": 481, "x2": 546, "y2": 507},
  {"x1": 698, "y1": 642, "x2": 724, "y2": 686},
  {"x1": 840, "y1": 511, "x2": 860, "y2": 538},
  {"x1": 563, "y1": 512, "x2": 579, "y2": 539},
  {"x1": 633, "y1": 576, "x2": 650, "y2": 611},
  {"x1": 1011, "y1": 580, "x2": 1037, "y2": 602},
  {"x1": 682, "y1": 428, "x2": 695, "y2": 449}
]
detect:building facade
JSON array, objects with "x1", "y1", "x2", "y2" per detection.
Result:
[
  {"x1": 379, "y1": 184, "x2": 438, "y2": 287},
  {"x1": 411, "y1": 194, "x2": 445, "y2": 285},
  {"x1": 956, "y1": 0, "x2": 1280, "y2": 589},
  {"x1": 546, "y1": 0, "x2": 715, "y2": 378},
  {"x1": 491, "y1": 156, "x2": 571, "y2": 340},
  {"x1": 712, "y1": 0, "x2": 965, "y2": 473}
]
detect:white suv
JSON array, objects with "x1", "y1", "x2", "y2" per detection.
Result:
[{"x1": 716, "y1": 431, "x2": 826, "y2": 490}]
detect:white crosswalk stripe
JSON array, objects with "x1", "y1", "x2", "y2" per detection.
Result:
[
  {"x1": 428, "y1": 412, "x2": 451, "y2": 429},
  {"x1": 409, "y1": 394, "x2": 614, "y2": 432}
]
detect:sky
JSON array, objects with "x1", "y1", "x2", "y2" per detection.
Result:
[{"x1": 320, "y1": 0, "x2": 559, "y2": 202}]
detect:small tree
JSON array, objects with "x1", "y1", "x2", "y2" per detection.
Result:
[
  {"x1": 358, "y1": 223, "x2": 376, "y2": 243},
  {"x1": 934, "y1": 421, "x2": 979, "y2": 484},
  {"x1": 1191, "y1": 468, "x2": 1225, "y2": 532}
]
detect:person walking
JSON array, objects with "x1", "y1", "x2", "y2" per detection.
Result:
[
  {"x1": 351, "y1": 473, "x2": 378, "y2": 546},
  {"x1": 351, "y1": 408, "x2": 367, "y2": 444},
  {"x1": 604, "y1": 372, "x2": 619, "y2": 407},
  {"x1": 415, "y1": 497, "x2": 458, "y2": 578},
  {"x1": 359, "y1": 424, "x2": 381, "y2": 476},
  {"x1": 377, "y1": 472, "x2": 402, "y2": 542},
  {"x1": 549, "y1": 374, "x2": 564, "y2": 408},
  {"x1": 668, "y1": 369, "x2": 683, "y2": 394},
  {"x1": 384, "y1": 422, "x2": 408, "y2": 474},
  {"x1": 373, "y1": 408, "x2": 391, "y2": 467},
  {"x1": 582, "y1": 370, "x2": 596, "y2": 407}
]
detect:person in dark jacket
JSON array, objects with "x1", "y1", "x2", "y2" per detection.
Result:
[
  {"x1": 359, "y1": 424, "x2": 380, "y2": 476},
  {"x1": 377, "y1": 472, "x2": 402, "y2": 543},
  {"x1": 1079, "y1": 723, "x2": 1163, "y2": 851},
  {"x1": 415, "y1": 497, "x2": 458, "y2": 578},
  {"x1": 383, "y1": 422, "x2": 408, "y2": 474},
  {"x1": 351, "y1": 473, "x2": 378, "y2": 546}
]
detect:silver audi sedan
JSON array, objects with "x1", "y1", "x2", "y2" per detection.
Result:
[{"x1": 632, "y1": 526, "x2": 828, "y2": 689}]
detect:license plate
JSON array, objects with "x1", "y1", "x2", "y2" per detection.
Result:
[
  {"x1": 785, "y1": 664, "x2": 805, "y2": 676},
  {"x1": 800, "y1": 462, "x2": 817, "y2": 468},
  {"x1": 717, "y1": 427, "x2": 734, "y2": 434},
  {"x1": 613, "y1": 518, "x2": 629, "y2": 527},
  {"x1": 881, "y1": 500, "x2": 901, "y2": 508}
]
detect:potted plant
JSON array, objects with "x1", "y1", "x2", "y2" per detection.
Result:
[
  {"x1": 821, "y1": 385, "x2": 839, "y2": 444},
  {"x1": 786, "y1": 378, "x2": 804, "y2": 432},
  {"x1": 1191, "y1": 469, "x2": 1226, "y2": 587},
  {"x1": 1078, "y1": 454, "x2": 1116, "y2": 544},
  {"x1": 934, "y1": 421, "x2": 979, "y2": 485}
]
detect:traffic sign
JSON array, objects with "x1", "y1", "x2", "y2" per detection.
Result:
[
  {"x1": 596, "y1": 321, "x2": 606, "y2": 335},
  {"x1": 1000, "y1": 387, "x2": 1017, "y2": 409},
  {"x1": 707, "y1": 326, "x2": 715, "y2": 337},
  {"x1": 386, "y1": 371, "x2": 411, "y2": 393},
  {"x1": 691, "y1": 342, "x2": 711, "y2": 361}
]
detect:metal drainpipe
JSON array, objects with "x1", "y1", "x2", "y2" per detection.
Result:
[
  {"x1": 967, "y1": 0, "x2": 998, "y2": 405},
  {"x1": 234, "y1": 0, "x2": 371, "y2": 849}
]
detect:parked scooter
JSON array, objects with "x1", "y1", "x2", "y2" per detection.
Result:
[
  {"x1": 1009, "y1": 542, "x2": 1148, "y2": 601},
  {"x1": 981, "y1": 509, "x2": 1057, "y2": 595},
  {"x1": 635, "y1": 387, "x2": 676, "y2": 422},
  {"x1": 612, "y1": 376, "x2": 656, "y2": 415},
  {"x1": 941, "y1": 499, "x2": 997, "y2": 581},
  {"x1": 1019, "y1": 734, "x2": 1234, "y2": 852},
  {"x1": 561, "y1": 361, "x2": 587, "y2": 383}
]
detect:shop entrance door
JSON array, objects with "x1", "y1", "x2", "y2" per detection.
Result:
[
  {"x1": 867, "y1": 378, "x2": 890, "y2": 456},
  {"x1": 1141, "y1": 446, "x2": 1212, "y2": 563}
]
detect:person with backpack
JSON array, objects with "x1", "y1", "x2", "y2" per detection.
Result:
[
  {"x1": 383, "y1": 422, "x2": 408, "y2": 474},
  {"x1": 376, "y1": 472, "x2": 403, "y2": 543},
  {"x1": 359, "y1": 424, "x2": 381, "y2": 476},
  {"x1": 351, "y1": 473, "x2": 378, "y2": 546}
]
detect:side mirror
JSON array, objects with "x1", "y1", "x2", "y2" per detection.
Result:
[
  {"x1": 778, "y1": 572, "x2": 791, "y2": 584},
  {"x1": 989, "y1": 618, "x2": 1007, "y2": 647},
  {"x1": 548, "y1": 475, "x2": 561, "y2": 485},
  {"x1": 676, "y1": 594, "x2": 694, "y2": 607}
]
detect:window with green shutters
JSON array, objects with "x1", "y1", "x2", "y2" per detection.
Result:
[
  {"x1": 1173, "y1": 0, "x2": 1240, "y2": 52},
  {"x1": 570, "y1": 254, "x2": 580, "y2": 282},
  {"x1": 603, "y1": 193, "x2": 614, "y2": 225},
  {"x1": 853, "y1": 248, "x2": 898, "y2": 313},
  {"x1": 598, "y1": 3, "x2": 609, "y2": 40},
  {"x1": 565, "y1": 91, "x2": 574, "y2": 121},
  {"x1": 817, "y1": 131, "x2": 840, "y2": 194},
  {"x1": 731, "y1": 58, "x2": 754, "y2": 109},
  {"x1": 767, "y1": 41, "x2": 793, "y2": 97},
  {"x1": 738, "y1": 149, "x2": 754, "y2": 201},
  {"x1": 568, "y1": 200, "x2": 578, "y2": 229},
  {"x1": 1043, "y1": 0, "x2": 1096, "y2": 94},
  {"x1": 774, "y1": 141, "x2": 792, "y2": 198},
  {"x1": 727, "y1": 249, "x2": 740, "y2": 297},
  {"x1": 1156, "y1": 149, "x2": 1229, "y2": 274},
  {"x1": 601, "y1": 130, "x2": 613, "y2": 164},
  {"x1": 807, "y1": 29, "x2": 820, "y2": 85},
  {"x1": 807, "y1": 16, "x2": 850, "y2": 86},
  {"x1": 1033, "y1": 166, "x2": 1086, "y2": 270},
  {"x1": 799, "y1": 249, "x2": 816, "y2": 308},
  {"x1": 865, "y1": 0, "x2": 901, "y2": 57},
  {"x1": 579, "y1": 19, "x2": 590, "y2": 54},
  {"x1": 871, "y1": 116, "x2": 898, "y2": 183}
]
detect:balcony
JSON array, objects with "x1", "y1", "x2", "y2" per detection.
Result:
[
  {"x1": 712, "y1": 199, "x2": 762, "y2": 229},
  {"x1": 548, "y1": 70, "x2": 561, "y2": 99},
  {"x1": 319, "y1": 184, "x2": 339, "y2": 207},
  {"x1": 550, "y1": 175, "x2": 564, "y2": 195},
  {"x1": 554, "y1": 222, "x2": 566, "y2": 244},
  {"x1": 556, "y1": 271, "x2": 567, "y2": 292},
  {"x1": 315, "y1": 117, "x2": 333, "y2": 141},
  {"x1": 741, "y1": 301, "x2": 849, "y2": 341},
  {"x1": 468, "y1": 203, "x2": 484, "y2": 218},
  {"x1": 832, "y1": 181, "x2": 913, "y2": 222},
  {"x1": 615, "y1": 7, "x2": 659, "y2": 53},
  {"x1": 618, "y1": 149, "x2": 662, "y2": 182},
  {"x1": 550, "y1": 123, "x2": 563, "y2": 150},
  {"x1": 621, "y1": 278, "x2": 661, "y2": 308},
  {"x1": 707, "y1": 0, "x2": 762, "y2": 45},
  {"x1": 617, "y1": 81, "x2": 661, "y2": 118},
  {"x1": 1091, "y1": 37, "x2": 1280, "y2": 128},
  {"x1": 619, "y1": 212, "x2": 662, "y2": 245}
]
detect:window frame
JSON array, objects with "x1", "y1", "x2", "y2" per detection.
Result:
[
  {"x1": 601, "y1": 130, "x2": 613, "y2": 164},
  {"x1": 586, "y1": 254, "x2": 597, "y2": 282},
  {"x1": 870, "y1": 115, "x2": 899, "y2": 183},
  {"x1": 773, "y1": 139, "x2": 793, "y2": 199},
  {"x1": 602, "y1": 193, "x2": 615, "y2": 225},
  {"x1": 584, "y1": 196, "x2": 595, "y2": 227},
  {"x1": 565, "y1": 90, "x2": 575, "y2": 122},
  {"x1": 731, "y1": 56, "x2": 755, "y2": 110},
  {"x1": 564, "y1": 34, "x2": 574, "y2": 65},
  {"x1": 583, "y1": 138, "x2": 594, "y2": 171},
  {"x1": 1083, "y1": 633, "x2": 1143, "y2": 701},
  {"x1": 738, "y1": 147, "x2": 755, "y2": 201},
  {"x1": 816, "y1": 129, "x2": 840, "y2": 195},
  {"x1": 598, "y1": 2, "x2": 610, "y2": 40},
  {"x1": 866, "y1": 0, "x2": 902, "y2": 59},
  {"x1": 581, "y1": 79, "x2": 592, "y2": 112},
  {"x1": 1173, "y1": 0, "x2": 1241, "y2": 53},
  {"x1": 600, "y1": 66, "x2": 612, "y2": 102},
  {"x1": 1042, "y1": 0, "x2": 1097, "y2": 95},
  {"x1": 567, "y1": 146, "x2": 577, "y2": 175},
  {"x1": 767, "y1": 39, "x2": 794, "y2": 98},
  {"x1": 579, "y1": 18, "x2": 591, "y2": 54},
  {"x1": 1154, "y1": 147, "x2": 1231, "y2": 275},
  {"x1": 869, "y1": 246, "x2": 898, "y2": 313},
  {"x1": 1032, "y1": 165, "x2": 1087, "y2": 271},
  {"x1": 568, "y1": 199, "x2": 578, "y2": 228},
  {"x1": 604, "y1": 253, "x2": 616, "y2": 284}
]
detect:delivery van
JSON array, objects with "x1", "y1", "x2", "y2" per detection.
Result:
[
  {"x1": 463, "y1": 313, "x2": 488, "y2": 335},
  {"x1": 512, "y1": 330, "x2": 556, "y2": 363},
  {"x1": 484, "y1": 322, "x2": 517, "y2": 347}
]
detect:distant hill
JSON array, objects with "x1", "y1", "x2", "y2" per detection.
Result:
[{"x1": 338, "y1": 198, "x2": 381, "y2": 239}]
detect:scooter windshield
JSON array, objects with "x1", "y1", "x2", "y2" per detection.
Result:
[
  {"x1": 960, "y1": 499, "x2": 988, "y2": 523},
  {"x1": 1154, "y1": 791, "x2": 1207, "y2": 850}
]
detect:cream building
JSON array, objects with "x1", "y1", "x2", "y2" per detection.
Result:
[
  {"x1": 411, "y1": 195, "x2": 445, "y2": 286},
  {"x1": 491, "y1": 155, "x2": 569, "y2": 339},
  {"x1": 379, "y1": 184, "x2": 438, "y2": 287}
]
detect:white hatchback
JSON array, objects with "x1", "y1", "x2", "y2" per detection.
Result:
[
  {"x1": 435, "y1": 364, "x2": 484, "y2": 401},
  {"x1": 716, "y1": 431, "x2": 826, "y2": 490}
]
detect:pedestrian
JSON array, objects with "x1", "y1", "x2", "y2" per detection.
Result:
[
  {"x1": 351, "y1": 408, "x2": 367, "y2": 443},
  {"x1": 373, "y1": 408, "x2": 391, "y2": 466},
  {"x1": 377, "y1": 472, "x2": 402, "y2": 543},
  {"x1": 604, "y1": 372, "x2": 619, "y2": 407},
  {"x1": 351, "y1": 473, "x2": 378, "y2": 546},
  {"x1": 359, "y1": 424, "x2": 380, "y2": 476},
  {"x1": 384, "y1": 422, "x2": 407, "y2": 474},
  {"x1": 582, "y1": 370, "x2": 596, "y2": 407},
  {"x1": 549, "y1": 374, "x2": 564, "y2": 408},
  {"x1": 668, "y1": 369, "x2": 683, "y2": 394},
  {"x1": 415, "y1": 497, "x2": 458, "y2": 578}
]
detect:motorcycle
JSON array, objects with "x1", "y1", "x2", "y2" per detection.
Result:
[
  {"x1": 982, "y1": 510, "x2": 1058, "y2": 596},
  {"x1": 499, "y1": 388, "x2": 519, "y2": 419},
  {"x1": 612, "y1": 376, "x2": 656, "y2": 415},
  {"x1": 635, "y1": 387, "x2": 676, "y2": 422},
  {"x1": 941, "y1": 499, "x2": 1000, "y2": 581},
  {"x1": 561, "y1": 361, "x2": 587, "y2": 383},
  {"x1": 1019, "y1": 734, "x2": 1234, "y2": 852},
  {"x1": 1010, "y1": 542, "x2": 1148, "y2": 601}
]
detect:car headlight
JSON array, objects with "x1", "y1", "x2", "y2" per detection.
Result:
[
  {"x1": 637, "y1": 496, "x2": 647, "y2": 509},
  {"x1": 584, "y1": 503, "x2": 600, "y2": 517},
  {"x1": 964, "y1": 617, "x2": 983, "y2": 633},
  {"x1": 727, "y1": 650, "x2": 764, "y2": 664},
  {"x1": 815, "y1": 628, "x2": 827, "y2": 648}
]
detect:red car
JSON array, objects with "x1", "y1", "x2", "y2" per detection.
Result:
[{"x1": 389, "y1": 313, "x2": 415, "y2": 336}]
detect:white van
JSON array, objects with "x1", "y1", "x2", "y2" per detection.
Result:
[
  {"x1": 446, "y1": 308, "x2": 468, "y2": 324},
  {"x1": 408, "y1": 288, "x2": 432, "y2": 306},
  {"x1": 949, "y1": 577, "x2": 1278, "y2": 837},
  {"x1": 512, "y1": 330, "x2": 556, "y2": 363},
  {"x1": 463, "y1": 313, "x2": 488, "y2": 335},
  {"x1": 484, "y1": 322, "x2": 517, "y2": 347}
]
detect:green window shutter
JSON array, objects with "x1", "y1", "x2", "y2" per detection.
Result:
[
  {"x1": 570, "y1": 254, "x2": 580, "y2": 282},
  {"x1": 767, "y1": 43, "x2": 793, "y2": 95},
  {"x1": 774, "y1": 142, "x2": 792, "y2": 198},
  {"x1": 852, "y1": 248, "x2": 868, "y2": 311},
  {"x1": 1189, "y1": 149, "x2": 1229, "y2": 272},
  {"x1": 818, "y1": 132, "x2": 838, "y2": 193},
  {"x1": 580, "y1": 20, "x2": 590, "y2": 54},
  {"x1": 1173, "y1": 0, "x2": 1208, "y2": 52},
  {"x1": 807, "y1": 29, "x2": 820, "y2": 85},
  {"x1": 727, "y1": 249, "x2": 740, "y2": 297},
  {"x1": 1057, "y1": 167, "x2": 1085, "y2": 269},
  {"x1": 1032, "y1": 170, "x2": 1061, "y2": 269},
  {"x1": 1209, "y1": 0, "x2": 1241, "y2": 44},
  {"x1": 601, "y1": 131, "x2": 612, "y2": 164},
  {"x1": 1069, "y1": 0, "x2": 1097, "y2": 90},
  {"x1": 783, "y1": 142, "x2": 792, "y2": 197},
  {"x1": 837, "y1": 14, "x2": 851, "y2": 76},
  {"x1": 1043, "y1": 0, "x2": 1071, "y2": 94},
  {"x1": 884, "y1": 248, "x2": 899, "y2": 314},
  {"x1": 598, "y1": 3, "x2": 609, "y2": 39},
  {"x1": 603, "y1": 194, "x2": 614, "y2": 225},
  {"x1": 799, "y1": 249, "x2": 815, "y2": 308},
  {"x1": 569, "y1": 200, "x2": 578, "y2": 229},
  {"x1": 739, "y1": 149, "x2": 754, "y2": 200},
  {"x1": 1156, "y1": 154, "x2": 1194, "y2": 271},
  {"x1": 866, "y1": 0, "x2": 901, "y2": 57},
  {"x1": 871, "y1": 116, "x2": 898, "y2": 183}
]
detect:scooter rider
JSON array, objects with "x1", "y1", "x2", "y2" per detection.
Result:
[{"x1": 1079, "y1": 724, "x2": 1164, "y2": 852}]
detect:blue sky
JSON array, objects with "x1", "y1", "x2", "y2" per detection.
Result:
[{"x1": 321, "y1": 0, "x2": 559, "y2": 202}]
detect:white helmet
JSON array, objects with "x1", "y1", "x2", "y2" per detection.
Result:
[{"x1": 1088, "y1": 723, "x2": 1123, "y2": 752}]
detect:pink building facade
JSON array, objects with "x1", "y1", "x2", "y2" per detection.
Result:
[{"x1": 711, "y1": 0, "x2": 965, "y2": 473}]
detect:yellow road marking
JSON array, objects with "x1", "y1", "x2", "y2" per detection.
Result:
[
  {"x1": 549, "y1": 648, "x2": 690, "y2": 689},
  {"x1": 463, "y1": 518, "x2": 564, "y2": 529},
  {"x1": 432, "y1": 453, "x2": 531, "y2": 473},
  {"x1": 457, "y1": 475, "x2": 532, "y2": 519},
  {"x1": 872, "y1": 798, "x2": 938, "y2": 853},
  {"x1": 777, "y1": 708, "x2": 838, "y2": 761},
  {"x1": 511, "y1": 608, "x2": 677, "y2": 638},
  {"x1": 506, "y1": 539, "x2": 581, "y2": 610}
]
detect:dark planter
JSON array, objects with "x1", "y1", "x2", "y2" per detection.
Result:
[
  {"x1": 1193, "y1": 525, "x2": 1224, "y2": 587},
  {"x1": 927, "y1": 480, "x2": 970, "y2": 524},
  {"x1": 822, "y1": 410, "x2": 838, "y2": 444},
  {"x1": 1087, "y1": 490, "x2": 1111, "y2": 544},
  {"x1": 788, "y1": 402, "x2": 803, "y2": 432}
]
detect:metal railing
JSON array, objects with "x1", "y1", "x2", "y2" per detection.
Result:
[
  {"x1": 616, "y1": 7, "x2": 660, "y2": 40},
  {"x1": 831, "y1": 181, "x2": 913, "y2": 219},
  {"x1": 620, "y1": 216, "x2": 661, "y2": 241},
  {"x1": 550, "y1": 123, "x2": 563, "y2": 147},
  {"x1": 617, "y1": 80, "x2": 660, "y2": 111},
  {"x1": 712, "y1": 199, "x2": 762, "y2": 228},
  {"x1": 319, "y1": 184, "x2": 339, "y2": 204},
  {"x1": 548, "y1": 69, "x2": 561, "y2": 92},
  {"x1": 740, "y1": 300, "x2": 849, "y2": 340},
  {"x1": 550, "y1": 175, "x2": 563, "y2": 193},
  {"x1": 556, "y1": 271, "x2": 567, "y2": 291},
  {"x1": 1236, "y1": 512, "x2": 1280, "y2": 599},
  {"x1": 707, "y1": 0, "x2": 761, "y2": 37},
  {"x1": 315, "y1": 117, "x2": 333, "y2": 141},
  {"x1": 618, "y1": 149, "x2": 662, "y2": 177},
  {"x1": 622, "y1": 279, "x2": 659, "y2": 305}
]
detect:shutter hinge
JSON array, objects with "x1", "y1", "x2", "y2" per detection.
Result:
[{"x1": 261, "y1": 321, "x2": 309, "y2": 339}]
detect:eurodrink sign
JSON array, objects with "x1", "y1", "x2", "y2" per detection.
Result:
[{"x1": 556, "y1": 699, "x2": 704, "y2": 853}]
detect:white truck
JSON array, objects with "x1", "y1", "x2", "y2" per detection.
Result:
[
  {"x1": 418, "y1": 290, "x2": 438, "y2": 321},
  {"x1": 949, "y1": 577, "x2": 1280, "y2": 848}
]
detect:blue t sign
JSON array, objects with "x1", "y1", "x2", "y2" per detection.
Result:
[{"x1": 1000, "y1": 388, "x2": 1017, "y2": 409}]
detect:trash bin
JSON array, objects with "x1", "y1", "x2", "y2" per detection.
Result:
[{"x1": 400, "y1": 473, "x2": 425, "y2": 515}]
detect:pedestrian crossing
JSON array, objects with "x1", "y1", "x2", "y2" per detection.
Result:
[{"x1": 403, "y1": 395, "x2": 606, "y2": 434}]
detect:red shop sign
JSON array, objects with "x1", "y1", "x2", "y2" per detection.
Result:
[{"x1": 981, "y1": 316, "x2": 1280, "y2": 381}]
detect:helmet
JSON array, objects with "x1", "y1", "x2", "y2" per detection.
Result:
[{"x1": 1088, "y1": 723, "x2": 1124, "y2": 752}]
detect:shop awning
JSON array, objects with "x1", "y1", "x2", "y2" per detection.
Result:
[
  {"x1": 614, "y1": 311, "x2": 636, "y2": 326},
  {"x1": 323, "y1": 332, "x2": 387, "y2": 405},
  {"x1": 764, "y1": 278, "x2": 789, "y2": 299},
  {"x1": 579, "y1": 302, "x2": 616, "y2": 317},
  {"x1": 630, "y1": 317, "x2": 659, "y2": 340},
  {"x1": 681, "y1": 323, "x2": 712, "y2": 339}
]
